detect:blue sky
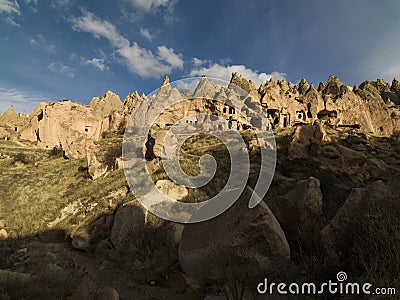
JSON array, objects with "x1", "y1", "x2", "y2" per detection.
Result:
[{"x1": 1, "y1": 0, "x2": 400, "y2": 113}]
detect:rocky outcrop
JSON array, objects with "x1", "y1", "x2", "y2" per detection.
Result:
[
  {"x1": 257, "y1": 75, "x2": 397, "y2": 134},
  {"x1": 87, "y1": 147, "x2": 108, "y2": 180},
  {"x1": 89, "y1": 91, "x2": 123, "y2": 118},
  {"x1": 0, "y1": 105, "x2": 29, "y2": 139},
  {"x1": 2, "y1": 73, "x2": 399, "y2": 160},
  {"x1": 179, "y1": 187, "x2": 290, "y2": 289},
  {"x1": 229, "y1": 72, "x2": 259, "y2": 99},
  {"x1": 288, "y1": 121, "x2": 331, "y2": 159},
  {"x1": 19, "y1": 91, "x2": 123, "y2": 158}
]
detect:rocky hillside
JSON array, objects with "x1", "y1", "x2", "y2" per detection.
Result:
[{"x1": 0, "y1": 73, "x2": 399, "y2": 299}]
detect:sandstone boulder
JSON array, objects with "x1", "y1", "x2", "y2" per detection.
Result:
[
  {"x1": 179, "y1": 187, "x2": 290, "y2": 289},
  {"x1": 0, "y1": 228, "x2": 8, "y2": 240},
  {"x1": 318, "y1": 144, "x2": 388, "y2": 183},
  {"x1": 71, "y1": 214, "x2": 114, "y2": 252},
  {"x1": 288, "y1": 122, "x2": 331, "y2": 159},
  {"x1": 321, "y1": 180, "x2": 390, "y2": 266},
  {"x1": 266, "y1": 175, "x2": 324, "y2": 237},
  {"x1": 87, "y1": 148, "x2": 108, "y2": 180},
  {"x1": 110, "y1": 200, "x2": 179, "y2": 253},
  {"x1": 155, "y1": 179, "x2": 188, "y2": 200}
]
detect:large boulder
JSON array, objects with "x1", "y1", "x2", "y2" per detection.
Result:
[
  {"x1": 71, "y1": 214, "x2": 114, "y2": 252},
  {"x1": 110, "y1": 200, "x2": 179, "y2": 254},
  {"x1": 267, "y1": 175, "x2": 323, "y2": 237},
  {"x1": 87, "y1": 148, "x2": 108, "y2": 180},
  {"x1": 288, "y1": 122, "x2": 331, "y2": 159},
  {"x1": 179, "y1": 187, "x2": 290, "y2": 290},
  {"x1": 321, "y1": 180, "x2": 391, "y2": 266},
  {"x1": 318, "y1": 144, "x2": 388, "y2": 183}
]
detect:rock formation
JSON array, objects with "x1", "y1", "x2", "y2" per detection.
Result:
[
  {"x1": 179, "y1": 187, "x2": 290, "y2": 289},
  {"x1": 1, "y1": 73, "x2": 399, "y2": 160},
  {"x1": 18, "y1": 91, "x2": 124, "y2": 158},
  {"x1": 0, "y1": 105, "x2": 29, "y2": 139}
]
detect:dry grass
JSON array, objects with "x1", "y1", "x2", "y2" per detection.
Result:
[{"x1": 0, "y1": 139, "x2": 127, "y2": 238}]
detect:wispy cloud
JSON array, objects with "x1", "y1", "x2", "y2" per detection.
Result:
[
  {"x1": 83, "y1": 58, "x2": 107, "y2": 71},
  {"x1": 126, "y1": 0, "x2": 177, "y2": 22},
  {"x1": 189, "y1": 62, "x2": 286, "y2": 87},
  {"x1": 71, "y1": 10, "x2": 184, "y2": 78},
  {"x1": 71, "y1": 10, "x2": 129, "y2": 48},
  {"x1": 192, "y1": 57, "x2": 208, "y2": 67},
  {"x1": 127, "y1": 0, "x2": 175, "y2": 12},
  {"x1": 0, "y1": 0, "x2": 20, "y2": 14},
  {"x1": 140, "y1": 28, "x2": 153, "y2": 41},
  {"x1": 24, "y1": 0, "x2": 39, "y2": 13},
  {"x1": 0, "y1": 0, "x2": 21, "y2": 26},
  {"x1": 24, "y1": 0, "x2": 38, "y2": 5},
  {"x1": 50, "y1": 0, "x2": 72, "y2": 8},
  {"x1": 30, "y1": 34, "x2": 56, "y2": 53},
  {"x1": 48, "y1": 62, "x2": 76, "y2": 77},
  {"x1": 0, "y1": 87, "x2": 49, "y2": 113}
]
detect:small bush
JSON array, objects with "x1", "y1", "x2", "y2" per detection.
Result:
[
  {"x1": 104, "y1": 145, "x2": 122, "y2": 170},
  {"x1": 49, "y1": 146, "x2": 65, "y2": 158},
  {"x1": 12, "y1": 153, "x2": 39, "y2": 165},
  {"x1": 13, "y1": 153, "x2": 29, "y2": 164}
]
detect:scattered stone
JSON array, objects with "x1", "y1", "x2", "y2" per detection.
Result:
[
  {"x1": 155, "y1": 179, "x2": 188, "y2": 200},
  {"x1": 0, "y1": 228, "x2": 8, "y2": 240}
]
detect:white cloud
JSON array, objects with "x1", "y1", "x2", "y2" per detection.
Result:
[
  {"x1": 48, "y1": 62, "x2": 76, "y2": 77},
  {"x1": 193, "y1": 57, "x2": 208, "y2": 67},
  {"x1": 0, "y1": 0, "x2": 20, "y2": 26},
  {"x1": 0, "y1": 87, "x2": 49, "y2": 113},
  {"x1": 157, "y1": 46, "x2": 183, "y2": 69},
  {"x1": 83, "y1": 58, "x2": 106, "y2": 71},
  {"x1": 0, "y1": 0, "x2": 20, "y2": 14},
  {"x1": 71, "y1": 10, "x2": 183, "y2": 78},
  {"x1": 71, "y1": 10, "x2": 129, "y2": 48},
  {"x1": 127, "y1": 0, "x2": 172, "y2": 12},
  {"x1": 118, "y1": 43, "x2": 172, "y2": 77},
  {"x1": 140, "y1": 28, "x2": 153, "y2": 41},
  {"x1": 189, "y1": 63, "x2": 286, "y2": 87},
  {"x1": 126, "y1": 0, "x2": 177, "y2": 22}
]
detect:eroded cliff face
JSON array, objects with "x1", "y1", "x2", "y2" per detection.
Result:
[
  {"x1": 1, "y1": 73, "x2": 399, "y2": 159},
  {"x1": 258, "y1": 74, "x2": 399, "y2": 135}
]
